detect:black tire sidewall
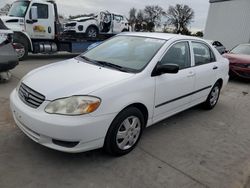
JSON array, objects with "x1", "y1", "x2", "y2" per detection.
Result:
[
  {"x1": 14, "y1": 37, "x2": 28, "y2": 61},
  {"x1": 104, "y1": 107, "x2": 145, "y2": 156},
  {"x1": 204, "y1": 83, "x2": 221, "y2": 110},
  {"x1": 86, "y1": 26, "x2": 98, "y2": 38}
]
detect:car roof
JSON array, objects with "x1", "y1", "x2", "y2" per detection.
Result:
[{"x1": 119, "y1": 32, "x2": 202, "y2": 41}]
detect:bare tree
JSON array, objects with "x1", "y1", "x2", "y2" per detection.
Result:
[
  {"x1": 143, "y1": 5, "x2": 165, "y2": 31},
  {"x1": 128, "y1": 8, "x2": 137, "y2": 31},
  {"x1": 166, "y1": 4, "x2": 194, "y2": 34},
  {"x1": 0, "y1": 4, "x2": 11, "y2": 15}
]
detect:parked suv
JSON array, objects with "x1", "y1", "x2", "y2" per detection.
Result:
[{"x1": 64, "y1": 11, "x2": 130, "y2": 38}]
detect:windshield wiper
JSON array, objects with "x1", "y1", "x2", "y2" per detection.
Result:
[
  {"x1": 79, "y1": 55, "x2": 99, "y2": 65},
  {"x1": 94, "y1": 60, "x2": 129, "y2": 72},
  {"x1": 79, "y1": 55, "x2": 129, "y2": 72}
]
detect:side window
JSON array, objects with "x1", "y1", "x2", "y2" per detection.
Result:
[
  {"x1": 217, "y1": 41, "x2": 223, "y2": 47},
  {"x1": 114, "y1": 15, "x2": 122, "y2": 22},
  {"x1": 192, "y1": 42, "x2": 216, "y2": 66},
  {"x1": 160, "y1": 42, "x2": 191, "y2": 70},
  {"x1": 30, "y1": 3, "x2": 48, "y2": 19}
]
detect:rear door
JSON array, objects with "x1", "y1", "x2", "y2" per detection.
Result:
[{"x1": 190, "y1": 41, "x2": 219, "y2": 102}]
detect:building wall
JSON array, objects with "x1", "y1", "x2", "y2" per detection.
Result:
[{"x1": 204, "y1": 0, "x2": 250, "y2": 49}]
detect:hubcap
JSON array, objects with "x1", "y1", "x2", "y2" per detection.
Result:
[
  {"x1": 116, "y1": 116, "x2": 141, "y2": 150},
  {"x1": 210, "y1": 86, "x2": 219, "y2": 106},
  {"x1": 13, "y1": 43, "x2": 25, "y2": 59},
  {"x1": 87, "y1": 29, "x2": 97, "y2": 38}
]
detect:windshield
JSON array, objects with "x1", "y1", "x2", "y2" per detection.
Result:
[
  {"x1": 231, "y1": 44, "x2": 250, "y2": 55},
  {"x1": 8, "y1": 1, "x2": 30, "y2": 17},
  {"x1": 81, "y1": 36, "x2": 166, "y2": 72}
]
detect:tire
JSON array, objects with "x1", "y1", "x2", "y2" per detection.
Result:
[
  {"x1": 203, "y1": 82, "x2": 221, "y2": 110},
  {"x1": 122, "y1": 29, "x2": 129, "y2": 32},
  {"x1": 13, "y1": 37, "x2": 29, "y2": 61},
  {"x1": 104, "y1": 107, "x2": 145, "y2": 156},
  {"x1": 86, "y1": 26, "x2": 98, "y2": 38}
]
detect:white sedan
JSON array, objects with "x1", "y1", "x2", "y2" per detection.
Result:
[{"x1": 10, "y1": 33, "x2": 229, "y2": 156}]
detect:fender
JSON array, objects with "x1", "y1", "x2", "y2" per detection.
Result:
[{"x1": 13, "y1": 31, "x2": 33, "y2": 51}]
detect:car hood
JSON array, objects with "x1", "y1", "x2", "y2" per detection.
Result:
[
  {"x1": 22, "y1": 58, "x2": 134, "y2": 100},
  {"x1": 223, "y1": 53, "x2": 250, "y2": 65}
]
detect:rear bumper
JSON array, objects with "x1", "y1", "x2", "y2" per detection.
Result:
[{"x1": 0, "y1": 43, "x2": 18, "y2": 72}]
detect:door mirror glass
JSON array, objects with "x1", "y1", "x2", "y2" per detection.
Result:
[
  {"x1": 152, "y1": 64, "x2": 179, "y2": 76},
  {"x1": 30, "y1": 6, "x2": 38, "y2": 20}
]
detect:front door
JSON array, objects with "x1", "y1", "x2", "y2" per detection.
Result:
[
  {"x1": 153, "y1": 41, "x2": 195, "y2": 122},
  {"x1": 25, "y1": 2, "x2": 54, "y2": 39},
  {"x1": 112, "y1": 14, "x2": 123, "y2": 33}
]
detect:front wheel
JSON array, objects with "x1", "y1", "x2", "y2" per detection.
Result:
[
  {"x1": 203, "y1": 83, "x2": 221, "y2": 110},
  {"x1": 86, "y1": 26, "x2": 98, "y2": 38},
  {"x1": 104, "y1": 107, "x2": 145, "y2": 156}
]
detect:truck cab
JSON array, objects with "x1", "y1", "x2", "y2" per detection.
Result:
[
  {"x1": 0, "y1": 0, "x2": 126, "y2": 60},
  {"x1": 0, "y1": 0, "x2": 60, "y2": 60}
]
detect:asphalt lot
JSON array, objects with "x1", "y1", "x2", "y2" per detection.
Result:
[{"x1": 0, "y1": 53, "x2": 250, "y2": 188}]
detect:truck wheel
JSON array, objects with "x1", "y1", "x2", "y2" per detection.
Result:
[
  {"x1": 13, "y1": 37, "x2": 28, "y2": 61},
  {"x1": 104, "y1": 107, "x2": 145, "y2": 156},
  {"x1": 86, "y1": 26, "x2": 98, "y2": 38}
]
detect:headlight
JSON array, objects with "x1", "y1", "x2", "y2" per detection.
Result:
[{"x1": 45, "y1": 96, "x2": 101, "y2": 115}]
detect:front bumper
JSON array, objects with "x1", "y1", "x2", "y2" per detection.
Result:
[
  {"x1": 230, "y1": 65, "x2": 250, "y2": 79},
  {"x1": 10, "y1": 89, "x2": 116, "y2": 153}
]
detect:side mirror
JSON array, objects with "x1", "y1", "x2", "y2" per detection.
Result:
[
  {"x1": 152, "y1": 64, "x2": 179, "y2": 76},
  {"x1": 30, "y1": 6, "x2": 38, "y2": 20}
]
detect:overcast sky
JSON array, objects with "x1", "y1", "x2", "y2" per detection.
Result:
[{"x1": 0, "y1": 0, "x2": 210, "y2": 31}]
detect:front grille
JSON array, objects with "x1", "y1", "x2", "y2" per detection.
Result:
[
  {"x1": 65, "y1": 22, "x2": 76, "y2": 27},
  {"x1": 18, "y1": 83, "x2": 45, "y2": 108}
]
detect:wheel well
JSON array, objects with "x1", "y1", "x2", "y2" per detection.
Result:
[
  {"x1": 13, "y1": 32, "x2": 32, "y2": 51},
  {"x1": 216, "y1": 78, "x2": 223, "y2": 88},
  {"x1": 86, "y1": 25, "x2": 99, "y2": 33},
  {"x1": 125, "y1": 103, "x2": 148, "y2": 126},
  {"x1": 122, "y1": 28, "x2": 129, "y2": 32}
]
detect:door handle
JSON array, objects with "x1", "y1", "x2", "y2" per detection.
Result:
[
  {"x1": 213, "y1": 66, "x2": 218, "y2": 70},
  {"x1": 187, "y1": 71, "x2": 195, "y2": 77}
]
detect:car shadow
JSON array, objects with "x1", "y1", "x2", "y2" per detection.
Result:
[{"x1": 229, "y1": 76, "x2": 250, "y2": 84}]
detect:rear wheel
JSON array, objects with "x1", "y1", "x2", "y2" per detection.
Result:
[
  {"x1": 86, "y1": 26, "x2": 98, "y2": 38},
  {"x1": 203, "y1": 82, "x2": 221, "y2": 110},
  {"x1": 104, "y1": 107, "x2": 144, "y2": 156}
]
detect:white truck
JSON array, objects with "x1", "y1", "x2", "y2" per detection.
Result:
[
  {"x1": 64, "y1": 11, "x2": 130, "y2": 38},
  {"x1": 0, "y1": 0, "x2": 121, "y2": 60}
]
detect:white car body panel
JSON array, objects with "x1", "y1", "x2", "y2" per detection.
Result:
[
  {"x1": 22, "y1": 59, "x2": 134, "y2": 100},
  {"x1": 10, "y1": 33, "x2": 229, "y2": 153},
  {"x1": 64, "y1": 12, "x2": 129, "y2": 34}
]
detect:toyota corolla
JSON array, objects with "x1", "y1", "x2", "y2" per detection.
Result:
[{"x1": 10, "y1": 33, "x2": 229, "y2": 155}]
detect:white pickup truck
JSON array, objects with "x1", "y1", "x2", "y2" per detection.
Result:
[{"x1": 64, "y1": 11, "x2": 130, "y2": 38}]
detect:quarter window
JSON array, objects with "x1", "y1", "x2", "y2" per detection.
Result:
[
  {"x1": 192, "y1": 42, "x2": 216, "y2": 66},
  {"x1": 30, "y1": 3, "x2": 48, "y2": 19},
  {"x1": 160, "y1": 42, "x2": 191, "y2": 69}
]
